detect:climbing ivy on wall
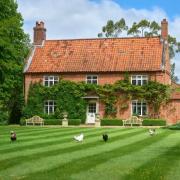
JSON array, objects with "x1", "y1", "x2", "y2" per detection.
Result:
[{"x1": 23, "y1": 78, "x2": 171, "y2": 121}]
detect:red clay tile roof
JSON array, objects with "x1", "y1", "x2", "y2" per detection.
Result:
[{"x1": 25, "y1": 37, "x2": 163, "y2": 73}]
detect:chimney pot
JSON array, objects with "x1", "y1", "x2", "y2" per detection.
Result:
[
  {"x1": 33, "y1": 21, "x2": 46, "y2": 45},
  {"x1": 161, "y1": 19, "x2": 168, "y2": 40}
]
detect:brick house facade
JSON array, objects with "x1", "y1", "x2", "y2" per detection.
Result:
[{"x1": 24, "y1": 19, "x2": 180, "y2": 124}]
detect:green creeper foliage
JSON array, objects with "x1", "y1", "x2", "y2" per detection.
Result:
[{"x1": 23, "y1": 79, "x2": 170, "y2": 121}]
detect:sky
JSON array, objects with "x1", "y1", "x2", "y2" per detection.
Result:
[{"x1": 17, "y1": 0, "x2": 180, "y2": 80}]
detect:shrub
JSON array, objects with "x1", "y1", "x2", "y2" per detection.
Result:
[
  {"x1": 166, "y1": 123, "x2": 180, "y2": 130},
  {"x1": 44, "y1": 119, "x2": 62, "y2": 125},
  {"x1": 20, "y1": 118, "x2": 26, "y2": 125},
  {"x1": 142, "y1": 119, "x2": 166, "y2": 126},
  {"x1": 68, "y1": 119, "x2": 81, "y2": 125},
  {"x1": 101, "y1": 118, "x2": 123, "y2": 126},
  {"x1": 0, "y1": 111, "x2": 8, "y2": 125}
]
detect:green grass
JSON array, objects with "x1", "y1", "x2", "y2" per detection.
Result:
[{"x1": 0, "y1": 126, "x2": 180, "y2": 180}]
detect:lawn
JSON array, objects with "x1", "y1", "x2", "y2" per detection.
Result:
[{"x1": 0, "y1": 126, "x2": 180, "y2": 180}]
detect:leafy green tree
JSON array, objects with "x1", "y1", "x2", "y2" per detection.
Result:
[
  {"x1": 98, "y1": 18, "x2": 128, "y2": 38},
  {"x1": 128, "y1": 19, "x2": 150, "y2": 37},
  {"x1": 0, "y1": 0, "x2": 30, "y2": 124}
]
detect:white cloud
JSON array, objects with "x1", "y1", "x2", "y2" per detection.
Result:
[{"x1": 17, "y1": 0, "x2": 180, "y2": 81}]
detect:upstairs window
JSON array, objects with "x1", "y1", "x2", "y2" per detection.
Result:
[
  {"x1": 132, "y1": 100, "x2": 147, "y2": 116},
  {"x1": 131, "y1": 75, "x2": 148, "y2": 85},
  {"x1": 86, "y1": 75, "x2": 98, "y2": 84},
  {"x1": 44, "y1": 100, "x2": 56, "y2": 115},
  {"x1": 43, "y1": 75, "x2": 59, "y2": 87}
]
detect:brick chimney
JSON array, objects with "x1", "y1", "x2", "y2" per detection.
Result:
[
  {"x1": 161, "y1": 19, "x2": 168, "y2": 40},
  {"x1": 33, "y1": 21, "x2": 46, "y2": 45}
]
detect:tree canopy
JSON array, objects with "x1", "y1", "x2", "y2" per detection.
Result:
[{"x1": 0, "y1": 0, "x2": 30, "y2": 124}]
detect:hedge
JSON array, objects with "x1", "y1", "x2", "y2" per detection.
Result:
[
  {"x1": 142, "y1": 119, "x2": 166, "y2": 126},
  {"x1": 101, "y1": 118, "x2": 123, "y2": 126},
  {"x1": 167, "y1": 123, "x2": 180, "y2": 130},
  {"x1": 20, "y1": 118, "x2": 81, "y2": 126},
  {"x1": 68, "y1": 119, "x2": 81, "y2": 125},
  {"x1": 44, "y1": 119, "x2": 62, "y2": 125}
]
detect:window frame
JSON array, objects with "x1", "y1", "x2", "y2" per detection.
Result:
[
  {"x1": 131, "y1": 75, "x2": 148, "y2": 85},
  {"x1": 131, "y1": 100, "x2": 147, "y2": 116},
  {"x1": 44, "y1": 100, "x2": 56, "y2": 115},
  {"x1": 43, "y1": 75, "x2": 59, "y2": 87},
  {"x1": 86, "y1": 75, "x2": 98, "y2": 85}
]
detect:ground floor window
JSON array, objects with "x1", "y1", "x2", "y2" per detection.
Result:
[
  {"x1": 44, "y1": 100, "x2": 56, "y2": 114},
  {"x1": 132, "y1": 100, "x2": 147, "y2": 116}
]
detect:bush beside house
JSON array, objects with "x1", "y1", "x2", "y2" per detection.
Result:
[
  {"x1": 142, "y1": 119, "x2": 166, "y2": 126},
  {"x1": 101, "y1": 119, "x2": 123, "y2": 126}
]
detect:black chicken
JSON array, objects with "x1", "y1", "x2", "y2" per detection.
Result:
[{"x1": 102, "y1": 133, "x2": 108, "y2": 142}]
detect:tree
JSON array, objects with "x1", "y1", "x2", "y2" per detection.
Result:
[
  {"x1": 98, "y1": 18, "x2": 179, "y2": 82},
  {"x1": 0, "y1": 0, "x2": 30, "y2": 124},
  {"x1": 128, "y1": 19, "x2": 150, "y2": 37},
  {"x1": 98, "y1": 18, "x2": 128, "y2": 38}
]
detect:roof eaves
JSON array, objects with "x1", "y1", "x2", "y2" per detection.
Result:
[{"x1": 23, "y1": 47, "x2": 36, "y2": 73}]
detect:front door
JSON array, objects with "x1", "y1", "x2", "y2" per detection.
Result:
[{"x1": 86, "y1": 102, "x2": 97, "y2": 124}]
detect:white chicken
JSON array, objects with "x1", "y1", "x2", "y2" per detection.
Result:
[{"x1": 74, "y1": 133, "x2": 84, "y2": 142}]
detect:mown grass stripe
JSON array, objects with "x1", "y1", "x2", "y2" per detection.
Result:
[
  {"x1": 0, "y1": 127, "x2": 102, "y2": 150},
  {"x1": 0, "y1": 127, "x2": 88, "y2": 143},
  {"x1": 0, "y1": 128, "x2": 132, "y2": 162},
  {"x1": 0, "y1": 127, "x2": 81, "y2": 146},
  {"x1": 0, "y1": 126, "x2": 56, "y2": 135},
  {"x1": 0, "y1": 129, "x2": 148, "y2": 177},
  {"x1": 0, "y1": 127, "x2": 120, "y2": 155},
  {"x1": 123, "y1": 132, "x2": 180, "y2": 180},
  {"x1": 71, "y1": 130, "x2": 179, "y2": 180},
  {"x1": 23, "y1": 130, "x2": 171, "y2": 180}
]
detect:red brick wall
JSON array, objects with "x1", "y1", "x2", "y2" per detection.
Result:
[
  {"x1": 24, "y1": 71, "x2": 175, "y2": 123},
  {"x1": 160, "y1": 100, "x2": 180, "y2": 124}
]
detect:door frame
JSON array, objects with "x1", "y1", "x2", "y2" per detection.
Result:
[{"x1": 86, "y1": 100, "x2": 99, "y2": 124}]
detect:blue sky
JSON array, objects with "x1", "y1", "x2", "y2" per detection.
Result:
[
  {"x1": 102, "y1": 0, "x2": 180, "y2": 19},
  {"x1": 17, "y1": 0, "x2": 180, "y2": 80}
]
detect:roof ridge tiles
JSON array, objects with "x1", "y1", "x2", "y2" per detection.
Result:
[{"x1": 44, "y1": 36, "x2": 160, "y2": 42}]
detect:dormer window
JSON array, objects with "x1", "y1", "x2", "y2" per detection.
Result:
[
  {"x1": 131, "y1": 75, "x2": 148, "y2": 85},
  {"x1": 86, "y1": 75, "x2": 98, "y2": 84},
  {"x1": 43, "y1": 75, "x2": 59, "y2": 87}
]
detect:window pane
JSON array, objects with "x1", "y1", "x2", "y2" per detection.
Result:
[
  {"x1": 44, "y1": 81, "x2": 48, "y2": 86},
  {"x1": 88, "y1": 103, "x2": 96, "y2": 113},
  {"x1": 132, "y1": 105, "x2": 136, "y2": 115},
  {"x1": 142, "y1": 106, "x2": 147, "y2": 115},
  {"x1": 137, "y1": 106, "x2": 141, "y2": 115},
  {"x1": 49, "y1": 81, "x2": 54, "y2": 86},
  {"x1": 49, "y1": 106, "x2": 53, "y2": 113},
  {"x1": 132, "y1": 80, "x2": 136, "y2": 85},
  {"x1": 49, "y1": 101, "x2": 54, "y2": 105},
  {"x1": 142, "y1": 75, "x2": 148, "y2": 79},
  {"x1": 137, "y1": 80, "x2": 141, "y2": 85},
  {"x1": 132, "y1": 76, "x2": 136, "y2": 79}
]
